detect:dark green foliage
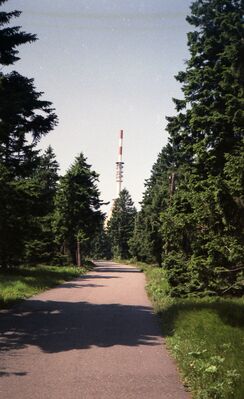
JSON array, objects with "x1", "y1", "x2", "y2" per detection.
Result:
[
  {"x1": 129, "y1": 145, "x2": 176, "y2": 265},
  {"x1": 167, "y1": 0, "x2": 243, "y2": 173},
  {"x1": 24, "y1": 146, "x2": 60, "y2": 263},
  {"x1": 0, "y1": 0, "x2": 58, "y2": 268},
  {"x1": 90, "y1": 226, "x2": 112, "y2": 260},
  {"x1": 160, "y1": 161, "x2": 244, "y2": 296},
  {"x1": 132, "y1": 0, "x2": 244, "y2": 297},
  {"x1": 0, "y1": 163, "x2": 28, "y2": 266},
  {"x1": 107, "y1": 189, "x2": 136, "y2": 259},
  {"x1": 142, "y1": 263, "x2": 244, "y2": 399},
  {"x1": 0, "y1": 0, "x2": 36, "y2": 65},
  {"x1": 0, "y1": 72, "x2": 57, "y2": 177},
  {"x1": 129, "y1": 211, "x2": 153, "y2": 263},
  {"x1": 53, "y1": 153, "x2": 103, "y2": 265},
  {"x1": 162, "y1": 0, "x2": 244, "y2": 296}
]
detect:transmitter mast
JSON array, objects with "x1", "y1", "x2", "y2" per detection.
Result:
[
  {"x1": 116, "y1": 129, "x2": 124, "y2": 197},
  {"x1": 105, "y1": 130, "x2": 125, "y2": 228}
]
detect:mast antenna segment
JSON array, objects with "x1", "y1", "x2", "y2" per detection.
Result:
[
  {"x1": 116, "y1": 129, "x2": 124, "y2": 197},
  {"x1": 104, "y1": 129, "x2": 124, "y2": 228}
]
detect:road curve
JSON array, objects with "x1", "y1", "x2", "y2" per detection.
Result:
[{"x1": 0, "y1": 261, "x2": 189, "y2": 399}]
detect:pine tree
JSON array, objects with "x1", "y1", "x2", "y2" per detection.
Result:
[
  {"x1": 0, "y1": 1, "x2": 57, "y2": 176},
  {"x1": 131, "y1": 0, "x2": 243, "y2": 296},
  {"x1": 53, "y1": 153, "x2": 103, "y2": 265},
  {"x1": 90, "y1": 225, "x2": 112, "y2": 260},
  {"x1": 162, "y1": 0, "x2": 244, "y2": 296},
  {"x1": 129, "y1": 145, "x2": 178, "y2": 265},
  {"x1": 167, "y1": 0, "x2": 243, "y2": 173},
  {"x1": 107, "y1": 189, "x2": 136, "y2": 259},
  {"x1": 0, "y1": 72, "x2": 57, "y2": 177},
  {"x1": 24, "y1": 146, "x2": 60, "y2": 263},
  {"x1": 0, "y1": 163, "x2": 27, "y2": 266},
  {"x1": 0, "y1": 0, "x2": 58, "y2": 267},
  {"x1": 0, "y1": 0, "x2": 36, "y2": 65}
]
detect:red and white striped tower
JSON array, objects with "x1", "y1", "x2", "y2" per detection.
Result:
[
  {"x1": 104, "y1": 130, "x2": 125, "y2": 228},
  {"x1": 115, "y1": 129, "x2": 124, "y2": 197}
]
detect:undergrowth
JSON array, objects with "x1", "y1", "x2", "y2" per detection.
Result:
[
  {"x1": 0, "y1": 262, "x2": 93, "y2": 309},
  {"x1": 129, "y1": 261, "x2": 244, "y2": 399}
]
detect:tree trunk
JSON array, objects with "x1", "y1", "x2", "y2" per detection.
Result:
[
  {"x1": 76, "y1": 239, "x2": 81, "y2": 267},
  {"x1": 169, "y1": 172, "x2": 176, "y2": 201}
]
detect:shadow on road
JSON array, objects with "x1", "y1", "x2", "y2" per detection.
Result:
[
  {"x1": 0, "y1": 261, "x2": 160, "y2": 377},
  {"x1": 0, "y1": 299, "x2": 161, "y2": 364},
  {"x1": 0, "y1": 370, "x2": 27, "y2": 377},
  {"x1": 80, "y1": 274, "x2": 121, "y2": 279},
  {"x1": 57, "y1": 283, "x2": 106, "y2": 289},
  {"x1": 96, "y1": 268, "x2": 141, "y2": 273}
]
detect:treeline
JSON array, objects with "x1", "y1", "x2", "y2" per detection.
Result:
[
  {"x1": 0, "y1": 0, "x2": 104, "y2": 268},
  {"x1": 106, "y1": 0, "x2": 244, "y2": 297},
  {"x1": 1, "y1": 0, "x2": 243, "y2": 299}
]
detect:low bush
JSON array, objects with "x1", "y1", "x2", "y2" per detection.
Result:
[{"x1": 140, "y1": 263, "x2": 244, "y2": 399}]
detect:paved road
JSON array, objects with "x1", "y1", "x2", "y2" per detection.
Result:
[{"x1": 0, "y1": 261, "x2": 189, "y2": 399}]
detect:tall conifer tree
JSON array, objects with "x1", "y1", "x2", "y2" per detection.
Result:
[
  {"x1": 108, "y1": 189, "x2": 136, "y2": 259},
  {"x1": 24, "y1": 146, "x2": 60, "y2": 263},
  {"x1": 0, "y1": 0, "x2": 58, "y2": 267},
  {"x1": 53, "y1": 153, "x2": 103, "y2": 265},
  {"x1": 162, "y1": 0, "x2": 244, "y2": 296}
]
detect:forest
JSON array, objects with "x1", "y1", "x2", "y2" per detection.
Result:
[
  {"x1": 0, "y1": 1, "x2": 243, "y2": 397},
  {"x1": 0, "y1": 0, "x2": 243, "y2": 299},
  {"x1": 103, "y1": 0, "x2": 244, "y2": 298}
]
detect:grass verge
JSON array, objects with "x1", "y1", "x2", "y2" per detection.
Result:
[
  {"x1": 126, "y1": 260, "x2": 244, "y2": 399},
  {"x1": 0, "y1": 261, "x2": 93, "y2": 309}
]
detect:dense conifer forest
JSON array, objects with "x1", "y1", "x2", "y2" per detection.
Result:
[
  {"x1": 0, "y1": 0, "x2": 243, "y2": 299},
  {"x1": 109, "y1": 0, "x2": 244, "y2": 298},
  {"x1": 0, "y1": 1, "x2": 243, "y2": 397}
]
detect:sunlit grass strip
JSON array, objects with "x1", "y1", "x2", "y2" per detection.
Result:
[
  {"x1": 0, "y1": 264, "x2": 90, "y2": 309},
  {"x1": 137, "y1": 262, "x2": 244, "y2": 399}
]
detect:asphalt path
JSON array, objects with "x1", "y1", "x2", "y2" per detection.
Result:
[{"x1": 0, "y1": 261, "x2": 189, "y2": 399}]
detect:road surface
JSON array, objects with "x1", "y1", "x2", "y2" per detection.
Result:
[{"x1": 0, "y1": 261, "x2": 189, "y2": 398}]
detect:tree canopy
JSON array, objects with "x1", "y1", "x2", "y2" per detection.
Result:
[
  {"x1": 53, "y1": 153, "x2": 104, "y2": 265},
  {"x1": 0, "y1": 0, "x2": 58, "y2": 267},
  {"x1": 131, "y1": 0, "x2": 244, "y2": 296}
]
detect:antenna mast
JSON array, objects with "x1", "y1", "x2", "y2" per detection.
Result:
[
  {"x1": 104, "y1": 130, "x2": 125, "y2": 228},
  {"x1": 116, "y1": 129, "x2": 124, "y2": 197}
]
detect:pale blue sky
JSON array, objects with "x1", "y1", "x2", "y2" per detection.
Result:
[{"x1": 4, "y1": 0, "x2": 193, "y2": 211}]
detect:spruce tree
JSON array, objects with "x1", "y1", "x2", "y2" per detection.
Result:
[
  {"x1": 0, "y1": 0, "x2": 36, "y2": 65},
  {"x1": 132, "y1": 0, "x2": 243, "y2": 296},
  {"x1": 130, "y1": 145, "x2": 177, "y2": 265},
  {"x1": 90, "y1": 225, "x2": 112, "y2": 260},
  {"x1": 24, "y1": 146, "x2": 60, "y2": 263},
  {"x1": 53, "y1": 153, "x2": 103, "y2": 265},
  {"x1": 0, "y1": 0, "x2": 58, "y2": 267},
  {"x1": 162, "y1": 0, "x2": 244, "y2": 296},
  {"x1": 167, "y1": 0, "x2": 243, "y2": 173},
  {"x1": 107, "y1": 189, "x2": 136, "y2": 259}
]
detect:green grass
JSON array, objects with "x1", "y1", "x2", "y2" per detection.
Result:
[
  {"x1": 0, "y1": 262, "x2": 93, "y2": 309},
  {"x1": 133, "y1": 262, "x2": 244, "y2": 399}
]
